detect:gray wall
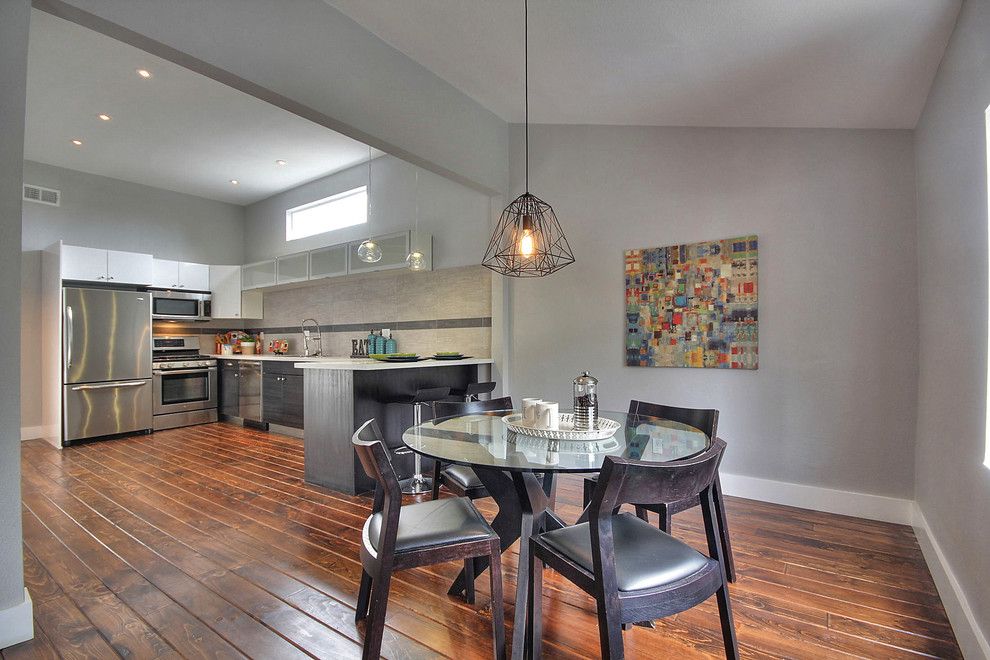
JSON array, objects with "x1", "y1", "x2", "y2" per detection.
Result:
[
  {"x1": 54, "y1": 0, "x2": 508, "y2": 194},
  {"x1": 21, "y1": 161, "x2": 245, "y2": 428},
  {"x1": 243, "y1": 155, "x2": 491, "y2": 268},
  {"x1": 507, "y1": 124, "x2": 918, "y2": 498},
  {"x1": 0, "y1": 0, "x2": 30, "y2": 615},
  {"x1": 913, "y1": 0, "x2": 990, "y2": 653}
]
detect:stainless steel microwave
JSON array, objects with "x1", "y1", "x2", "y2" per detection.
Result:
[{"x1": 150, "y1": 289, "x2": 211, "y2": 321}]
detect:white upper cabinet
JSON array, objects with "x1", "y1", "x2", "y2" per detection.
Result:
[
  {"x1": 60, "y1": 244, "x2": 153, "y2": 285},
  {"x1": 242, "y1": 260, "x2": 277, "y2": 290},
  {"x1": 152, "y1": 259, "x2": 179, "y2": 288},
  {"x1": 107, "y1": 250, "x2": 154, "y2": 285},
  {"x1": 276, "y1": 252, "x2": 309, "y2": 284},
  {"x1": 153, "y1": 258, "x2": 210, "y2": 290},
  {"x1": 61, "y1": 245, "x2": 110, "y2": 282},
  {"x1": 210, "y1": 265, "x2": 242, "y2": 318},
  {"x1": 309, "y1": 245, "x2": 348, "y2": 280},
  {"x1": 178, "y1": 262, "x2": 210, "y2": 291}
]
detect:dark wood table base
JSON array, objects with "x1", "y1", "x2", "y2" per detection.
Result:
[{"x1": 447, "y1": 468, "x2": 565, "y2": 658}]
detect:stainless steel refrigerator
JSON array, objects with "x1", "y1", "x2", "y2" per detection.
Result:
[{"x1": 62, "y1": 287, "x2": 153, "y2": 444}]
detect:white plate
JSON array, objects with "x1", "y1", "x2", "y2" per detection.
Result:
[{"x1": 502, "y1": 413, "x2": 620, "y2": 440}]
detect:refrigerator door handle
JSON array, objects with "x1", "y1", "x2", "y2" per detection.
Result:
[
  {"x1": 70, "y1": 381, "x2": 147, "y2": 391},
  {"x1": 65, "y1": 305, "x2": 73, "y2": 370}
]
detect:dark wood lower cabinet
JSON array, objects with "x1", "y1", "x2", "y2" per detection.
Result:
[{"x1": 263, "y1": 362, "x2": 304, "y2": 429}]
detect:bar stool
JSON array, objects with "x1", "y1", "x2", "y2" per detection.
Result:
[
  {"x1": 449, "y1": 381, "x2": 496, "y2": 402},
  {"x1": 389, "y1": 386, "x2": 450, "y2": 494}
]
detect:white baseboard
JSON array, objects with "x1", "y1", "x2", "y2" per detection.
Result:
[
  {"x1": 913, "y1": 505, "x2": 990, "y2": 660},
  {"x1": 20, "y1": 426, "x2": 57, "y2": 442},
  {"x1": 0, "y1": 588, "x2": 33, "y2": 650},
  {"x1": 719, "y1": 472, "x2": 915, "y2": 524}
]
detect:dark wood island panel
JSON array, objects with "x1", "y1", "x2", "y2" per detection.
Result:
[{"x1": 302, "y1": 360, "x2": 491, "y2": 495}]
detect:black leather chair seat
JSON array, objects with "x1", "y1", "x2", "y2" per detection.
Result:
[
  {"x1": 367, "y1": 497, "x2": 495, "y2": 553},
  {"x1": 540, "y1": 512, "x2": 712, "y2": 592},
  {"x1": 442, "y1": 464, "x2": 484, "y2": 489}
]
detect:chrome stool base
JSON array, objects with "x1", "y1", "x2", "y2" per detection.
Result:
[{"x1": 400, "y1": 474, "x2": 434, "y2": 495}]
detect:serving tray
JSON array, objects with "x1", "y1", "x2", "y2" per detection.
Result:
[{"x1": 502, "y1": 413, "x2": 620, "y2": 440}]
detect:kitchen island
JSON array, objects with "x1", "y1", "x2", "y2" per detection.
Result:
[{"x1": 294, "y1": 357, "x2": 494, "y2": 494}]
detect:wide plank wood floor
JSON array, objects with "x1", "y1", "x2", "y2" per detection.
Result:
[{"x1": 5, "y1": 423, "x2": 960, "y2": 659}]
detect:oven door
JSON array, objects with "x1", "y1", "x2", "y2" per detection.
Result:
[{"x1": 153, "y1": 366, "x2": 218, "y2": 414}]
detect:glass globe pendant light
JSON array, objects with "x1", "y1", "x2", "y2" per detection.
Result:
[
  {"x1": 406, "y1": 169, "x2": 427, "y2": 271},
  {"x1": 358, "y1": 146, "x2": 382, "y2": 263},
  {"x1": 482, "y1": 0, "x2": 574, "y2": 277},
  {"x1": 357, "y1": 238, "x2": 381, "y2": 263}
]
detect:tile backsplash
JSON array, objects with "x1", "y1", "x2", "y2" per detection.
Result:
[{"x1": 252, "y1": 265, "x2": 492, "y2": 357}]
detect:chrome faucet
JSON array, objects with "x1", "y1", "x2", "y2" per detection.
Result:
[{"x1": 301, "y1": 318, "x2": 323, "y2": 356}]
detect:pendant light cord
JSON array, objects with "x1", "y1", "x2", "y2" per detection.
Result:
[{"x1": 524, "y1": 0, "x2": 529, "y2": 194}]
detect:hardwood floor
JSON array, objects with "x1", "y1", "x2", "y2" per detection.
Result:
[{"x1": 5, "y1": 423, "x2": 960, "y2": 659}]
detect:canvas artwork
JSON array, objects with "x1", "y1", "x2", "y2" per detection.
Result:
[{"x1": 625, "y1": 235, "x2": 758, "y2": 369}]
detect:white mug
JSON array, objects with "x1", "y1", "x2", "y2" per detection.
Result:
[
  {"x1": 537, "y1": 401, "x2": 560, "y2": 430},
  {"x1": 522, "y1": 398, "x2": 543, "y2": 423}
]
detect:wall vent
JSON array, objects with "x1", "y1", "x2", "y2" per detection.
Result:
[{"x1": 23, "y1": 183, "x2": 60, "y2": 207}]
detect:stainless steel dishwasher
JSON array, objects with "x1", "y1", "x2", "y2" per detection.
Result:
[{"x1": 238, "y1": 361, "x2": 263, "y2": 425}]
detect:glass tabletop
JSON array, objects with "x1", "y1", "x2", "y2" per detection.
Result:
[{"x1": 401, "y1": 409, "x2": 710, "y2": 473}]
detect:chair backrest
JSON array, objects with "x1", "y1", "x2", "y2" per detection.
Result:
[
  {"x1": 629, "y1": 400, "x2": 719, "y2": 438},
  {"x1": 352, "y1": 419, "x2": 401, "y2": 516},
  {"x1": 591, "y1": 437, "x2": 727, "y2": 515},
  {"x1": 434, "y1": 396, "x2": 514, "y2": 420},
  {"x1": 586, "y1": 438, "x2": 729, "y2": 592}
]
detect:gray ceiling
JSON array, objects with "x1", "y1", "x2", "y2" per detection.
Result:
[
  {"x1": 25, "y1": 10, "x2": 378, "y2": 206},
  {"x1": 327, "y1": 0, "x2": 961, "y2": 128}
]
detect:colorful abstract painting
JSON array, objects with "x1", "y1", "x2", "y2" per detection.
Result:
[{"x1": 625, "y1": 235, "x2": 758, "y2": 369}]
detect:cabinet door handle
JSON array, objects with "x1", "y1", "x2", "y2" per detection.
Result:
[{"x1": 107, "y1": 276, "x2": 114, "y2": 280}]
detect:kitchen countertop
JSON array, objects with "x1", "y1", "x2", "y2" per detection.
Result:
[
  {"x1": 206, "y1": 354, "x2": 329, "y2": 362},
  {"x1": 293, "y1": 357, "x2": 494, "y2": 371},
  {"x1": 206, "y1": 354, "x2": 494, "y2": 370}
]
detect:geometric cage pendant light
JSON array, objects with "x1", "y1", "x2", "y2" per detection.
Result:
[{"x1": 483, "y1": 0, "x2": 574, "y2": 277}]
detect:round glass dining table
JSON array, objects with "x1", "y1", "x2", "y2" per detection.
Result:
[{"x1": 402, "y1": 409, "x2": 710, "y2": 657}]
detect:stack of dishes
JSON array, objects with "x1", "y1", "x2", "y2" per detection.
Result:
[
  {"x1": 369, "y1": 353, "x2": 424, "y2": 363},
  {"x1": 432, "y1": 351, "x2": 471, "y2": 360}
]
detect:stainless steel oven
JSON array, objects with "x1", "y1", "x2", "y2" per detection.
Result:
[
  {"x1": 152, "y1": 336, "x2": 218, "y2": 430},
  {"x1": 150, "y1": 289, "x2": 212, "y2": 321}
]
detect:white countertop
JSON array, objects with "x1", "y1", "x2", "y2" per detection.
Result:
[
  {"x1": 207, "y1": 354, "x2": 328, "y2": 362},
  {"x1": 293, "y1": 357, "x2": 494, "y2": 371}
]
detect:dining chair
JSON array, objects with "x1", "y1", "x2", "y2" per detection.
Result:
[
  {"x1": 582, "y1": 400, "x2": 736, "y2": 582},
  {"x1": 352, "y1": 419, "x2": 505, "y2": 660},
  {"x1": 431, "y1": 396, "x2": 514, "y2": 500},
  {"x1": 527, "y1": 438, "x2": 738, "y2": 659}
]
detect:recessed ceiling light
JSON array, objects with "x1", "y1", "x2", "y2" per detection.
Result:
[
  {"x1": 70, "y1": 139, "x2": 83, "y2": 146},
  {"x1": 136, "y1": 68, "x2": 152, "y2": 78},
  {"x1": 275, "y1": 159, "x2": 287, "y2": 166},
  {"x1": 97, "y1": 113, "x2": 112, "y2": 121},
  {"x1": 229, "y1": 179, "x2": 239, "y2": 185}
]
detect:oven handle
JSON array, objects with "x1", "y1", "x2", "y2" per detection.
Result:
[
  {"x1": 154, "y1": 367, "x2": 217, "y2": 375},
  {"x1": 71, "y1": 381, "x2": 147, "y2": 391}
]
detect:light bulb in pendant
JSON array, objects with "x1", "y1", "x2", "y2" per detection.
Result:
[
  {"x1": 518, "y1": 213, "x2": 537, "y2": 258},
  {"x1": 406, "y1": 251, "x2": 427, "y2": 271},
  {"x1": 519, "y1": 229, "x2": 535, "y2": 257},
  {"x1": 357, "y1": 239, "x2": 382, "y2": 263}
]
